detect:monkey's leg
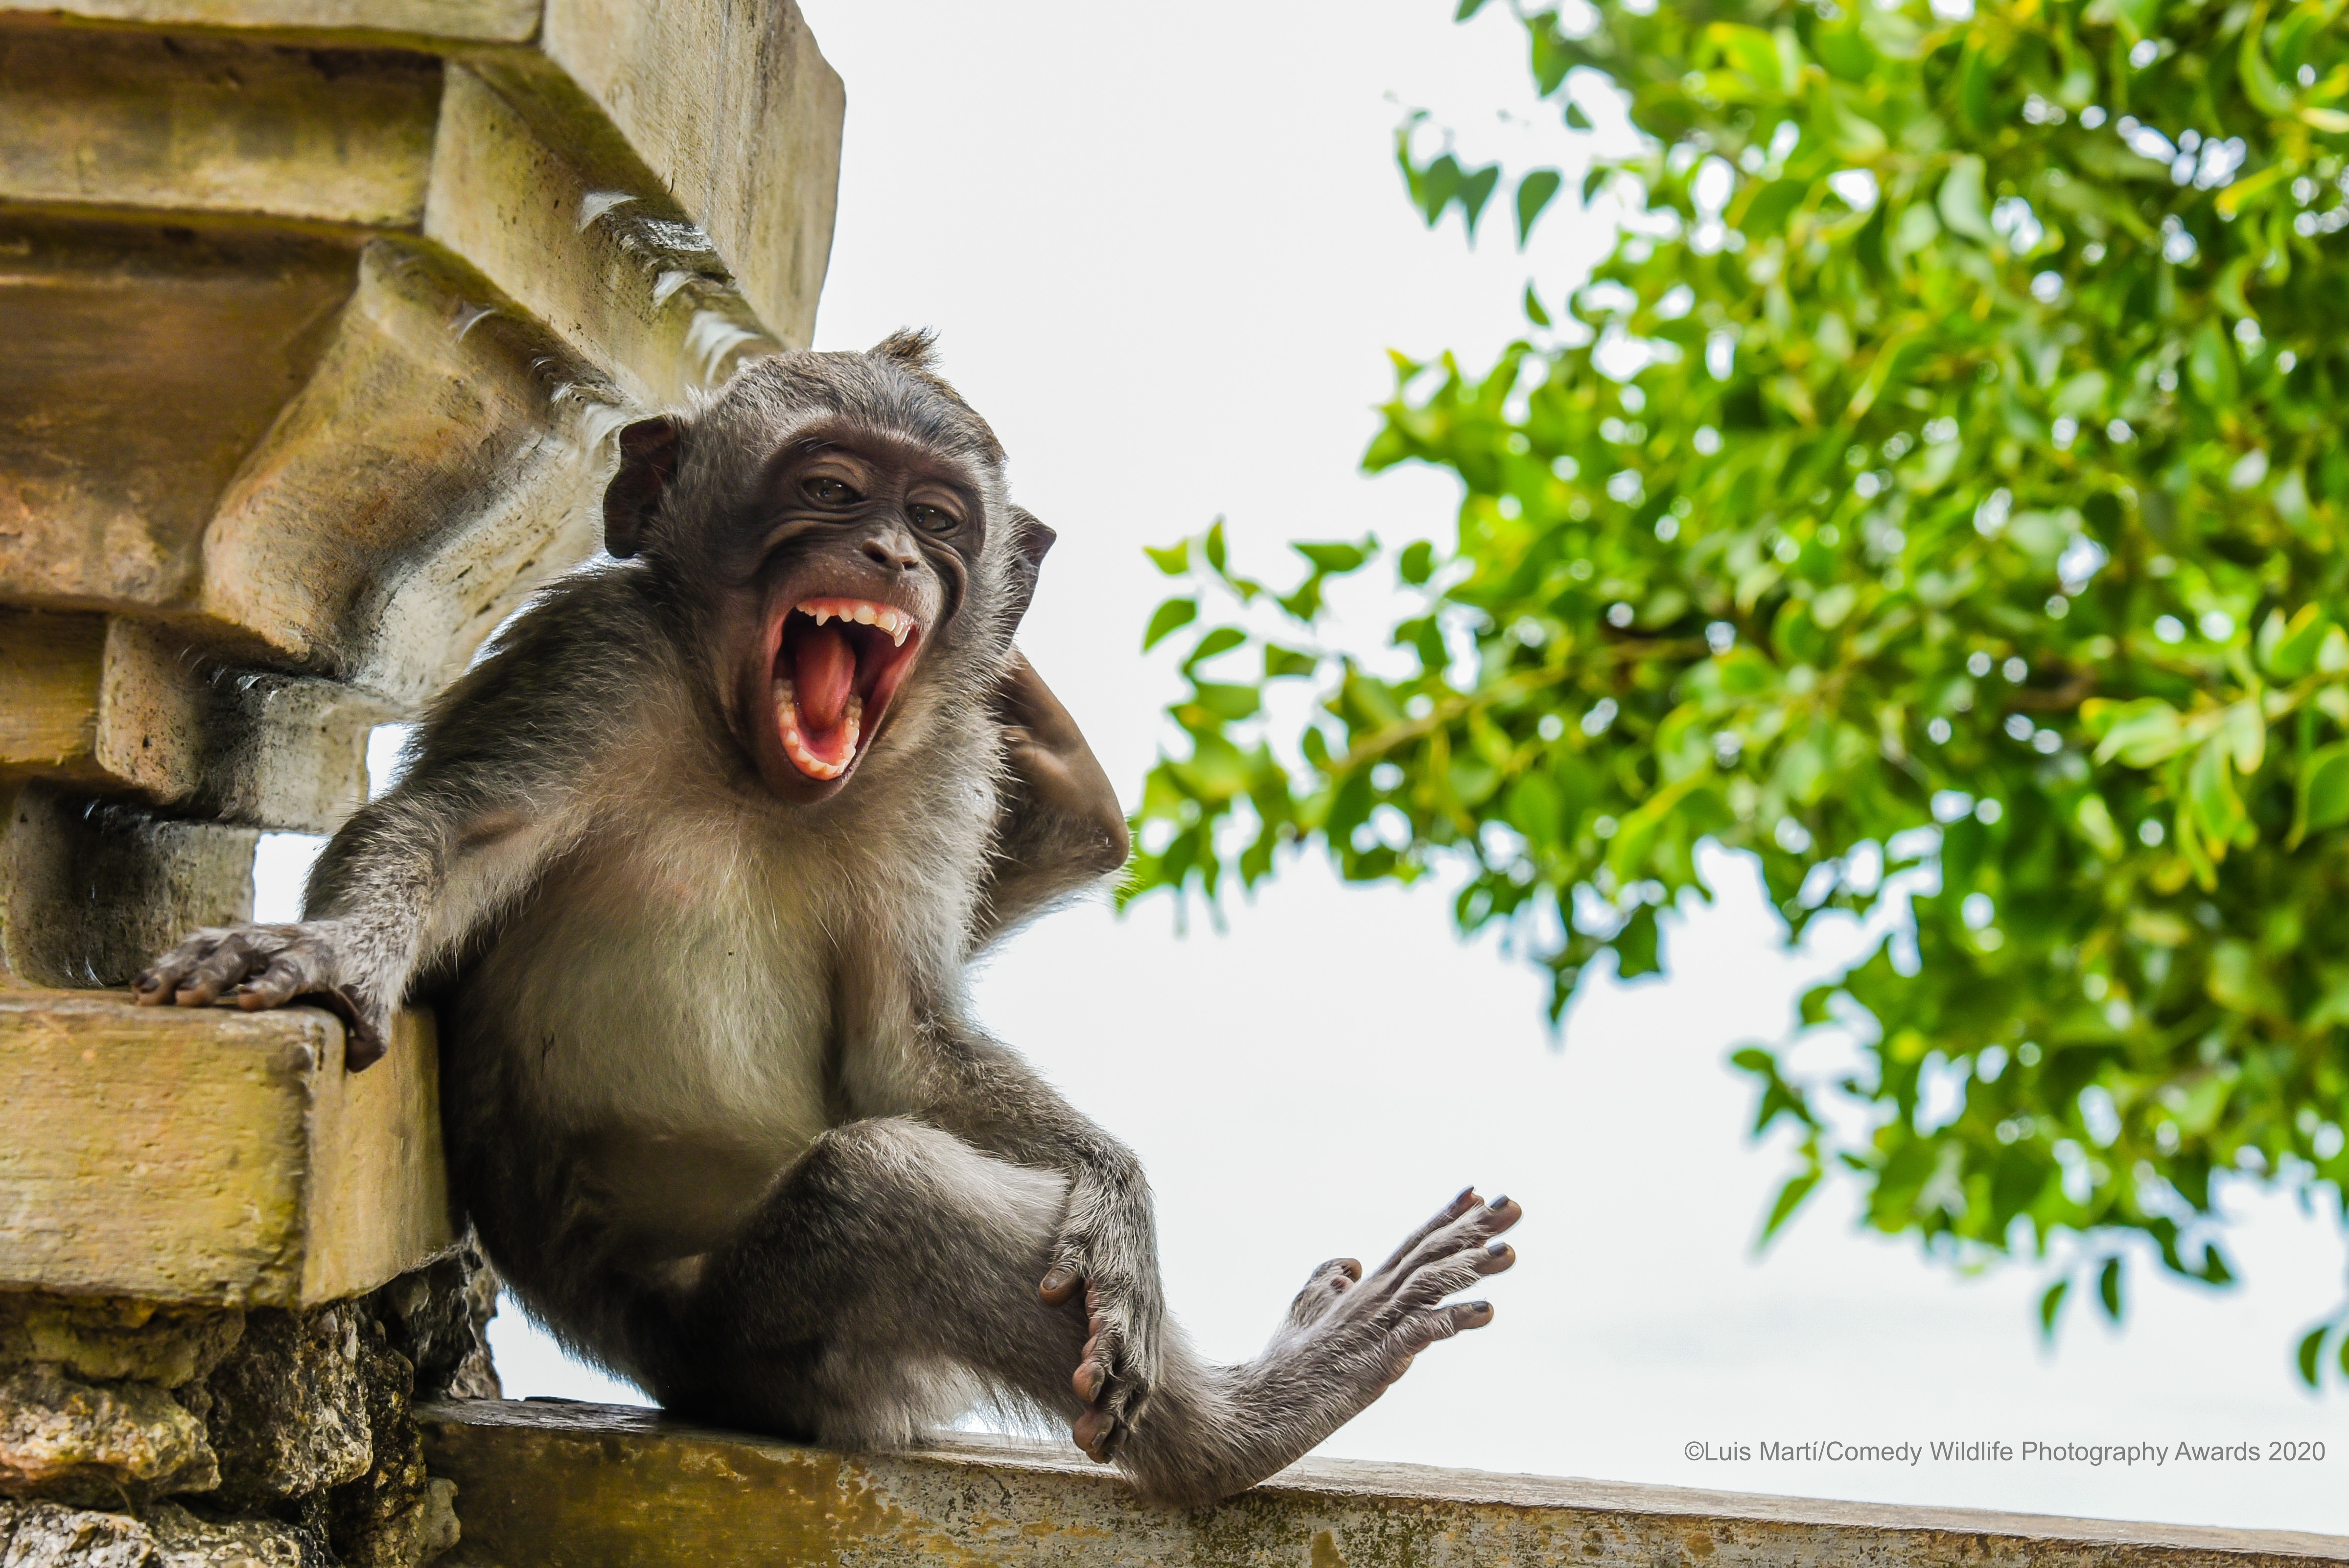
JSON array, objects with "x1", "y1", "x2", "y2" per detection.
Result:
[
  {"x1": 648, "y1": 1121, "x2": 1514, "y2": 1509},
  {"x1": 1105, "y1": 1187, "x2": 1521, "y2": 1507},
  {"x1": 646, "y1": 1117, "x2": 1096, "y2": 1449}
]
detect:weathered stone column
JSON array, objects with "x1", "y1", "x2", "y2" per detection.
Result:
[{"x1": 0, "y1": 0, "x2": 840, "y2": 1556}]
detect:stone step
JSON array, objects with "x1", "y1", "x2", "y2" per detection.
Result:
[
  {"x1": 416, "y1": 1400, "x2": 2349, "y2": 1567},
  {"x1": 0, "y1": 988, "x2": 451, "y2": 1307}
]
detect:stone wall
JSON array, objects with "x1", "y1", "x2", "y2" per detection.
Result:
[{"x1": 0, "y1": 0, "x2": 842, "y2": 1558}]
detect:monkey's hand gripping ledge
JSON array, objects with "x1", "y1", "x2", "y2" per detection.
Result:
[{"x1": 418, "y1": 1401, "x2": 2347, "y2": 1568}]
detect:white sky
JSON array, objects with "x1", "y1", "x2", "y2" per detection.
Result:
[{"x1": 276, "y1": 0, "x2": 2349, "y2": 1536}]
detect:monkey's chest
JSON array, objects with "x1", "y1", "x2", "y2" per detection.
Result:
[{"x1": 458, "y1": 853, "x2": 866, "y2": 1238}]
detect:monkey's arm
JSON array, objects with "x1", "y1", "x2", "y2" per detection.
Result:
[
  {"x1": 973, "y1": 653, "x2": 1130, "y2": 950},
  {"x1": 134, "y1": 586, "x2": 620, "y2": 1066},
  {"x1": 134, "y1": 751, "x2": 578, "y2": 1068}
]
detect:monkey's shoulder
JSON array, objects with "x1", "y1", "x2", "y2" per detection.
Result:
[{"x1": 417, "y1": 566, "x2": 696, "y2": 762}]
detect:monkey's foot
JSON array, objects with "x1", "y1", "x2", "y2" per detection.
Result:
[{"x1": 1261, "y1": 1188, "x2": 1519, "y2": 1423}]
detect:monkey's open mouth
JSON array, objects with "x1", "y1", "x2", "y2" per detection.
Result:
[{"x1": 773, "y1": 598, "x2": 924, "y2": 780}]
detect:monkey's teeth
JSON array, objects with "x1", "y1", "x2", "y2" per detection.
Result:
[
  {"x1": 773, "y1": 679, "x2": 864, "y2": 781},
  {"x1": 793, "y1": 599, "x2": 918, "y2": 644}
]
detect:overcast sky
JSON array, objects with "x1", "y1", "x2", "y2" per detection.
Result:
[{"x1": 326, "y1": 0, "x2": 2349, "y2": 1534}]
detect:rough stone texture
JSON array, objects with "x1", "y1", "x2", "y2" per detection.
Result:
[
  {"x1": 322, "y1": 1316, "x2": 437, "y2": 1568},
  {"x1": 372, "y1": 1247, "x2": 498, "y2": 1407},
  {"x1": 0, "y1": 1499, "x2": 158, "y2": 1568},
  {"x1": 141, "y1": 1504, "x2": 320, "y2": 1568},
  {"x1": 0, "y1": 613, "x2": 386, "y2": 834},
  {"x1": 0, "y1": 215, "x2": 357, "y2": 616},
  {"x1": 0, "y1": 1254, "x2": 485, "y2": 1564},
  {"x1": 0, "y1": 1366, "x2": 216, "y2": 1503},
  {"x1": 0, "y1": 1497, "x2": 325, "y2": 1567},
  {"x1": 0, "y1": 991, "x2": 453, "y2": 1309},
  {"x1": 0, "y1": 24, "x2": 442, "y2": 228},
  {"x1": 0, "y1": 785, "x2": 255, "y2": 991},
  {"x1": 196, "y1": 1310, "x2": 371, "y2": 1506},
  {"x1": 0, "y1": 1298, "x2": 242, "y2": 1392},
  {"x1": 420, "y1": 1403, "x2": 2349, "y2": 1568}
]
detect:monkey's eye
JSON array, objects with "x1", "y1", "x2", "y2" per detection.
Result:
[
  {"x1": 805, "y1": 476, "x2": 861, "y2": 506},
  {"x1": 908, "y1": 504, "x2": 960, "y2": 534}
]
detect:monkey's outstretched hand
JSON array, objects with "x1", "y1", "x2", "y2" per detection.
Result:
[{"x1": 133, "y1": 922, "x2": 392, "y2": 1069}]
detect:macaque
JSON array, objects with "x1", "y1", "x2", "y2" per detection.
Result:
[{"x1": 137, "y1": 334, "x2": 1520, "y2": 1505}]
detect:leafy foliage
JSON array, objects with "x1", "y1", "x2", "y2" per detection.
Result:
[{"x1": 1129, "y1": 0, "x2": 2349, "y2": 1374}]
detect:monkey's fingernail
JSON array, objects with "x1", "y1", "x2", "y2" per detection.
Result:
[
  {"x1": 1453, "y1": 1185, "x2": 1474, "y2": 1205},
  {"x1": 1487, "y1": 1194, "x2": 1510, "y2": 1210},
  {"x1": 1470, "y1": 1300, "x2": 1492, "y2": 1314},
  {"x1": 1486, "y1": 1239, "x2": 1510, "y2": 1258}
]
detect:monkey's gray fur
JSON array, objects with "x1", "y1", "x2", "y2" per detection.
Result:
[{"x1": 137, "y1": 332, "x2": 1521, "y2": 1506}]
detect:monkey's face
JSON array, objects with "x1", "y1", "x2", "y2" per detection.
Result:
[{"x1": 726, "y1": 427, "x2": 982, "y2": 802}]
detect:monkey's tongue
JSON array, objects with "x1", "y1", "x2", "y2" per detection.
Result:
[{"x1": 793, "y1": 623, "x2": 858, "y2": 732}]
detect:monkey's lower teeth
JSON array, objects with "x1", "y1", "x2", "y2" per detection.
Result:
[{"x1": 775, "y1": 680, "x2": 863, "y2": 780}]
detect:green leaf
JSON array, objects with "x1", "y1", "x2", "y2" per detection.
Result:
[
  {"x1": 2188, "y1": 739, "x2": 2246, "y2": 852},
  {"x1": 2295, "y1": 743, "x2": 2349, "y2": 839},
  {"x1": 1144, "y1": 540, "x2": 1190, "y2": 576},
  {"x1": 2218, "y1": 701, "x2": 2266, "y2": 776},
  {"x1": 1263, "y1": 643, "x2": 1319, "y2": 679},
  {"x1": 1183, "y1": 625, "x2": 1247, "y2": 670},
  {"x1": 1516, "y1": 169, "x2": 1564, "y2": 247},
  {"x1": 2300, "y1": 1326, "x2": 2329, "y2": 1387},
  {"x1": 2086, "y1": 699, "x2": 2186, "y2": 767},
  {"x1": 2237, "y1": 3, "x2": 2297, "y2": 116},
  {"x1": 1293, "y1": 540, "x2": 1372, "y2": 574},
  {"x1": 1523, "y1": 282, "x2": 1553, "y2": 327},
  {"x1": 1937, "y1": 155, "x2": 1993, "y2": 242},
  {"x1": 2040, "y1": 1279, "x2": 2070, "y2": 1339},
  {"x1": 2265, "y1": 605, "x2": 2330, "y2": 679},
  {"x1": 1142, "y1": 596, "x2": 1198, "y2": 652},
  {"x1": 1204, "y1": 518, "x2": 1229, "y2": 576},
  {"x1": 2188, "y1": 319, "x2": 2241, "y2": 407},
  {"x1": 1759, "y1": 1168, "x2": 1821, "y2": 1244},
  {"x1": 1399, "y1": 540, "x2": 1437, "y2": 585},
  {"x1": 2098, "y1": 1257, "x2": 2124, "y2": 1322},
  {"x1": 1188, "y1": 681, "x2": 1263, "y2": 721}
]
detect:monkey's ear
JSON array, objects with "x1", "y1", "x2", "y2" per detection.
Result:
[
  {"x1": 605, "y1": 416, "x2": 683, "y2": 559},
  {"x1": 870, "y1": 328, "x2": 939, "y2": 372},
  {"x1": 1003, "y1": 507, "x2": 1056, "y2": 631}
]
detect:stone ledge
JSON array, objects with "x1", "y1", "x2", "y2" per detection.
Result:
[
  {"x1": 0, "y1": 989, "x2": 452, "y2": 1307},
  {"x1": 416, "y1": 1401, "x2": 2349, "y2": 1567}
]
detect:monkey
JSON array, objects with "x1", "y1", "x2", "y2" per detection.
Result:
[{"x1": 132, "y1": 333, "x2": 1522, "y2": 1506}]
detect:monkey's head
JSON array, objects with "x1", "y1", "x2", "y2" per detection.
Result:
[{"x1": 603, "y1": 330, "x2": 1046, "y2": 804}]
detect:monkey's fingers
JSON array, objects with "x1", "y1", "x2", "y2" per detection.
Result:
[
  {"x1": 134, "y1": 939, "x2": 217, "y2": 1006},
  {"x1": 1039, "y1": 1263, "x2": 1085, "y2": 1305},
  {"x1": 1071, "y1": 1403, "x2": 1116, "y2": 1463},
  {"x1": 234, "y1": 953, "x2": 314, "y2": 1011},
  {"x1": 1370, "y1": 1187, "x2": 1484, "y2": 1278},
  {"x1": 176, "y1": 932, "x2": 262, "y2": 1006}
]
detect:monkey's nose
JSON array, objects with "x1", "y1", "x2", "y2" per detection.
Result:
[{"x1": 860, "y1": 535, "x2": 921, "y2": 572}]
